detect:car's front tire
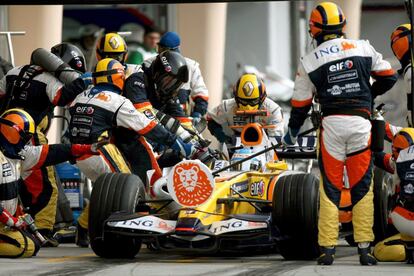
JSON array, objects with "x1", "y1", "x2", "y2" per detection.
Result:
[{"x1": 89, "y1": 173, "x2": 145, "y2": 258}]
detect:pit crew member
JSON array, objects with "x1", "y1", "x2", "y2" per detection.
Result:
[
  {"x1": 69, "y1": 58, "x2": 195, "y2": 246},
  {"x1": 143, "y1": 31, "x2": 209, "y2": 121},
  {"x1": 282, "y1": 1, "x2": 397, "y2": 265},
  {"x1": 0, "y1": 43, "x2": 90, "y2": 246},
  {"x1": 207, "y1": 73, "x2": 284, "y2": 146},
  {"x1": 0, "y1": 108, "x2": 101, "y2": 257}
]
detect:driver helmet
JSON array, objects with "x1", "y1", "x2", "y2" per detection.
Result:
[
  {"x1": 0, "y1": 108, "x2": 35, "y2": 159},
  {"x1": 233, "y1": 73, "x2": 266, "y2": 111},
  {"x1": 309, "y1": 2, "x2": 346, "y2": 42},
  {"x1": 392, "y1": 128, "x2": 414, "y2": 160},
  {"x1": 93, "y1": 58, "x2": 125, "y2": 93},
  {"x1": 390, "y1": 24, "x2": 411, "y2": 67},
  {"x1": 151, "y1": 50, "x2": 188, "y2": 102},
  {"x1": 51, "y1": 42, "x2": 86, "y2": 73},
  {"x1": 96, "y1": 33, "x2": 128, "y2": 64}
]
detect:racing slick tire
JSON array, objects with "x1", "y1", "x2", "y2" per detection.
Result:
[
  {"x1": 89, "y1": 173, "x2": 145, "y2": 258},
  {"x1": 373, "y1": 167, "x2": 397, "y2": 243},
  {"x1": 272, "y1": 173, "x2": 320, "y2": 260}
]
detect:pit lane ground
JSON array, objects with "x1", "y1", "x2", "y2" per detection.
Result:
[{"x1": 0, "y1": 241, "x2": 412, "y2": 276}]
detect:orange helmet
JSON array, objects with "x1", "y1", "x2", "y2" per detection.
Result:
[
  {"x1": 0, "y1": 108, "x2": 35, "y2": 159},
  {"x1": 92, "y1": 58, "x2": 125, "y2": 92},
  {"x1": 309, "y1": 2, "x2": 346, "y2": 39},
  {"x1": 390, "y1": 24, "x2": 411, "y2": 63},
  {"x1": 392, "y1": 128, "x2": 414, "y2": 160}
]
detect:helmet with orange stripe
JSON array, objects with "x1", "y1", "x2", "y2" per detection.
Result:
[
  {"x1": 92, "y1": 58, "x2": 125, "y2": 93},
  {"x1": 390, "y1": 24, "x2": 411, "y2": 68},
  {"x1": 0, "y1": 108, "x2": 35, "y2": 159},
  {"x1": 392, "y1": 128, "x2": 414, "y2": 160},
  {"x1": 309, "y1": 2, "x2": 346, "y2": 44},
  {"x1": 233, "y1": 73, "x2": 266, "y2": 111}
]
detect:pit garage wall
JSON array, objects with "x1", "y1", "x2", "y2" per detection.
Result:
[
  {"x1": 224, "y1": 2, "x2": 292, "y2": 95},
  {"x1": 7, "y1": 5, "x2": 64, "y2": 144}
]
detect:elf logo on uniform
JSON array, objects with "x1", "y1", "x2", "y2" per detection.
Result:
[
  {"x1": 329, "y1": 60, "x2": 353, "y2": 72},
  {"x1": 161, "y1": 56, "x2": 172, "y2": 72}
]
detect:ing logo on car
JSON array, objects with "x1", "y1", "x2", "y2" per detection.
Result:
[{"x1": 171, "y1": 162, "x2": 214, "y2": 207}]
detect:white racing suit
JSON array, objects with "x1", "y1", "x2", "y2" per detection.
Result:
[
  {"x1": 288, "y1": 38, "x2": 397, "y2": 247},
  {"x1": 69, "y1": 85, "x2": 179, "y2": 228},
  {"x1": 207, "y1": 98, "x2": 284, "y2": 144},
  {"x1": 0, "y1": 143, "x2": 86, "y2": 257},
  {"x1": 144, "y1": 56, "x2": 209, "y2": 116}
]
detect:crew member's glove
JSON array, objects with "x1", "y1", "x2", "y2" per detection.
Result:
[
  {"x1": 282, "y1": 128, "x2": 299, "y2": 146},
  {"x1": 171, "y1": 138, "x2": 196, "y2": 158},
  {"x1": 71, "y1": 140, "x2": 108, "y2": 157},
  {"x1": 80, "y1": 72, "x2": 93, "y2": 87},
  {"x1": 0, "y1": 208, "x2": 27, "y2": 229},
  {"x1": 191, "y1": 112, "x2": 202, "y2": 126}
]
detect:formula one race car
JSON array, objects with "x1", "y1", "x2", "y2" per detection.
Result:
[
  {"x1": 88, "y1": 110, "x2": 395, "y2": 259},
  {"x1": 88, "y1": 110, "x2": 321, "y2": 260}
]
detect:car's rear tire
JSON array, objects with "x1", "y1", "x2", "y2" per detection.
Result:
[
  {"x1": 373, "y1": 167, "x2": 398, "y2": 243},
  {"x1": 272, "y1": 173, "x2": 320, "y2": 260},
  {"x1": 89, "y1": 173, "x2": 145, "y2": 258}
]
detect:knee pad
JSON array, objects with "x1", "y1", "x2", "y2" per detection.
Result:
[{"x1": 390, "y1": 206, "x2": 414, "y2": 238}]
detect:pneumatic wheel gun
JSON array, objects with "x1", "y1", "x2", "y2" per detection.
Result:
[{"x1": 21, "y1": 214, "x2": 47, "y2": 246}]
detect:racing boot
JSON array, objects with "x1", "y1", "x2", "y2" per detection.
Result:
[
  {"x1": 38, "y1": 229, "x2": 59, "y2": 247},
  {"x1": 317, "y1": 246, "x2": 335, "y2": 265},
  {"x1": 404, "y1": 241, "x2": 414, "y2": 264},
  {"x1": 358, "y1": 242, "x2": 377, "y2": 265},
  {"x1": 75, "y1": 224, "x2": 89, "y2": 248}
]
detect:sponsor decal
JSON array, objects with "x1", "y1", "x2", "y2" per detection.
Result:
[
  {"x1": 328, "y1": 70, "x2": 358, "y2": 83},
  {"x1": 76, "y1": 60, "x2": 83, "y2": 69},
  {"x1": 410, "y1": 163, "x2": 414, "y2": 169},
  {"x1": 328, "y1": 60, "x2": 353, "y2": 72},
  {"x1": 75, "y1": 106, "x2": 95, "y2": 114},
  {"x1": 231, "y1": 181, "x2": 249, "y2": 195},
  {"x1": 71, "y1": 127, "x2": 78, "y2": 136},
  {"x1": 2, "y1": 163, "x2": 11, "y2": 177},
  {"x1": 108, "y1": 36, "x2": 120, "y2": 49},
  {"x1": 250, "y1": 180, "x2": 264, "y2": 197},
  {"x1": 71, "y1": 126, "x2": 90, "y2": 137},
  {"x1": 327, "y1": 85, "x2": 342, "y2": 96},
  {"x1": 327, "y1": 82, "x2": 361, "y2": 95},
  {"x1": 73, "y1": 115, "x2": 93, "y2": 126},
  {"x1": 167, "y1": 160, "x2": 215, "y2": 207},
  {"x1": 404, "y1": 183, "x2": 414, "y2": 194},
  {"x1": 209, "y1": 218, "x2": 267, "y2": 235},
  {"x1": 405, "y1": 172, "x2": 414, "y2": 180},
  {"x1": 341, "y1": 41, "x2": 356, "y2": 51},
  {"x1": 96, "y1": 92, "x2": 111, "y2": 102},
  {"x1": 143, "y1": 109, "x2": 155, "y2": 120},
  {"x1": 133, "y1": 81, "x2": 145, "y2": 88},
  {"x1": 242, "y1": 81, "x2": 254, "y2": 97},
  {"x1": 313, "y1": 45, "x2": 340, "y2": 59},
  {"x1": 213, "y1": 160, "x2": 229, "y2": 171},
  {"x1": 108, "y1": 215, "x2": 176, "y2": 234},
  {"x1": 161, "y1": 56, "x2": 172, "y2": 72}
]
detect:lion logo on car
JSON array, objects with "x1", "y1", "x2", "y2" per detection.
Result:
[{"x1": 168, "y1": 160, "x2": 215, "y2": 207}]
